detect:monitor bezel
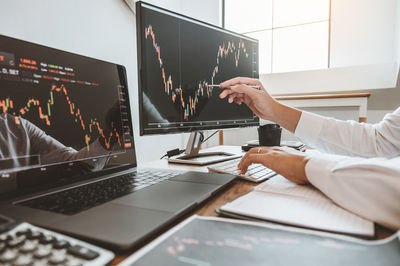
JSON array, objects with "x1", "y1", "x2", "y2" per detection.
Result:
[{"x1": 136, "y1": 1, "x2": 260, "y2": 136}]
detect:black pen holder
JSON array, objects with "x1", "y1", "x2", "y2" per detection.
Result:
[{"x1": 257, "y1": 124, "x2": 281, "y2": 146}]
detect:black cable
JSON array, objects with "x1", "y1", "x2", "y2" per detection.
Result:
[
  {"x1": 160, "y1": 130, "x2": 219, "y2": 159},
  {"x1": 201, "y1": 130, "x2": 219, "y2": 144},
  {"x1": 199, "y1": 132, "x2": 205, "y2": 142},
  {"x1": 160, "y1": 148, "x2": 185, "y2": 159}
]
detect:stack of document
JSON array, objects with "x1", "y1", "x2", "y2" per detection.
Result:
[{"x1": 219, "y1": 176, "x2": 374, "y2": 237}]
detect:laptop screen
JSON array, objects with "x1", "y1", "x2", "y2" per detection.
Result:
[{"x1": 0, "y1": 35, "x2": 136, "y2": 195}]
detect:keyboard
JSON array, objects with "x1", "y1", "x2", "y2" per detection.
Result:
[
  {"x1": 208, "y1": 158, "x2": 276, "y2": 182},
  {"x1": 17, "y1": 169, "x2": 179, "y2": 215},
  {"x1": 0, "y1": 220, "x2": 114, "y2": 266}
]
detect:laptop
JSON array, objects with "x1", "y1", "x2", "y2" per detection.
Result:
[{"x1": 0, "y1": 34, "x2": 235, "y2": 250}]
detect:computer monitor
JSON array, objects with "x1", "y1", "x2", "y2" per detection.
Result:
[
  {"x1": 136, "y1": 1, "x2": 259, "y2": 164},
  {"x1": 0, "y1": 34, "x2": 136, "y2": 195}
]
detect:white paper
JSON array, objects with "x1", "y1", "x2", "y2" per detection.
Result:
[
  {"x1": 221, "y1": 176, "x2": 374, "y2": 237},
  {"x1": 255, "y1": 175, "x2": 330, "y2": 202}
]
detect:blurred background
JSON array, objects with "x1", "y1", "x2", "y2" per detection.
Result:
[{"x1": 1, "y1": 0, "x2": 398, "y2": 163}]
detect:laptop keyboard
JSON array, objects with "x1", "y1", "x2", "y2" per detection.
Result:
[{"x1": 17, "y1": 170, "x2": 179, "y2": 215}]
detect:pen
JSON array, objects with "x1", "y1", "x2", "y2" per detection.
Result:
[{"x1": 207, "y1": 84, "x2": 261, "y2": 90}]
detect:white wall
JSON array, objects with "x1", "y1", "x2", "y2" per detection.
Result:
[
  {"x1": 261, "y1": 62, "x2": 398, "y2": 95},
  {"x1": 330, "y1": 0, "x2": 397, "y2": 67},
  {"x1": 0, "y1": 0, "x2": 221, "y2": 164},
  {"x1": 139, "y1": 0, "x2": 220, "y2": 25}
]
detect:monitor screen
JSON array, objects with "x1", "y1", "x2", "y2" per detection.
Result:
[
  {"x1": 0, "y1": 35, "x2": 136, "y2": 195},
  {"x1": 136, "y1": 2, "x2": 260, "y2": 135}
]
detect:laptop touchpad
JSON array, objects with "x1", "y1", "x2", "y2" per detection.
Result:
[
  {"x1": 113, "y1": 180, "x2": 218, "y2": 213},
  {"x1": 50, "y1": 203, "x2": 172, "y2": 249}
]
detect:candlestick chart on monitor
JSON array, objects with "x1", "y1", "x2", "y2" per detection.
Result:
[
  {"x1": 145, "y1": 24, "x2": 250, "y2": 120},
  {"x1": 138, "y1": 4, "x2": 259, "y2": 134}
]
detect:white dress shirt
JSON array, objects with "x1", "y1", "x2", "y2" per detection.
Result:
[{"x1": 294, "y1": 107, "x2": 400, "y2": 230}]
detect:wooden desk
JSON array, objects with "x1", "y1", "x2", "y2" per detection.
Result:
[{"x1": 111, "y1": 145, "x2": 395, "y2": 265}]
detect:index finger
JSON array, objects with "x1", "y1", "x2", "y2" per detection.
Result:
[
  {"x1": 238, "y1": 147, "x2": 269, "y2": 168},
  {"x1": 220, "y1": 77, "x2": 261, "y2": 88},
  {"x1": 220, "y1": 84, "x2": 259, "y2": 100},
  {"x1": 219, "y1": 88, "x2": 233, "y2": 99},
  {"x1": 239, "y1": 154, "x2": 268, "y2": 174}
]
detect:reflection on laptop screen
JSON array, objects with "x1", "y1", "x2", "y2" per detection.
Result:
[{"x1": 0, "y1": 35, "x2": 136, "y2": 193}]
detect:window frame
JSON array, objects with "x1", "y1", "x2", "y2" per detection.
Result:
[{"x1": 222, "y1": 0, "x2": 332, "y2": 73}]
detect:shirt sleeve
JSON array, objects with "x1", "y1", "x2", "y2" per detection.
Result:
[
  {"x1": 295, "y1": 107, "x2": 400, "y2": 158},
  {"x1": 23, "y1": 118, "x2": 109, "y2": 168},
  {"x1": 305, "y1": 152, "x2": 400, "y2": 230}
]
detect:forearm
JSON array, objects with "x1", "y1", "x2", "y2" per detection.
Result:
[
  {"x1": 305, "y1": 152, "x2": 400, "y2": 230},
  {"x1": 268, "y1": 101, "x2": 302, "y2": 133},
  {"x1": 295, "y1": 110, "x2": 400, "y2": 157}
]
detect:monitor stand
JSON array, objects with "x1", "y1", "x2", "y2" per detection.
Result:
[{"x1": 168, "y1": 132, "x2": 241, "y2": 165}]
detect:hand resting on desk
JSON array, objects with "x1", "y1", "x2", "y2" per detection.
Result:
[{"x1": 238, "y1": 146, "x2": 310, "y2": 185}]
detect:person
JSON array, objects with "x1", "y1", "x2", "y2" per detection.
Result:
[
  {"x1": 0, "y1": 100, "x2": 123, "y2": 174},
  {"x1": 0, "y1": 113, "x2": 110, "y2": 172},
  {"x1": 219, "y1": 77, "x2": 400, "y2": 230}
]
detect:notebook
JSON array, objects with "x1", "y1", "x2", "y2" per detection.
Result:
[{"x1": 219, "y1": 176, "x2": 374, "y2": 237}]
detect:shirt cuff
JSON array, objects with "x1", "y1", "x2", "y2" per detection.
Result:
[
  {"x1": 304, "y1": 152, "x2": 343, "y2": 194},
  {"x1": 294, "y1": 111, "x2": 325, "y2": 145}
]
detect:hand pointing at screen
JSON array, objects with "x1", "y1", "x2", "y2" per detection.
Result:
[
  {"x1": 218, "y1": 77, "x2": 308, "y2": 184},
  {"x1": 219, "y1": 76, "x2": 400, "y2": 230},
  {"x1": 219, "y1": 77, "x2": 301, "y2": 133}
]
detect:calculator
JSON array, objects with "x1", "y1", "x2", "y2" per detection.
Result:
[{"x1": 0, "y1": 215, "x2": 114, "y2": 266}]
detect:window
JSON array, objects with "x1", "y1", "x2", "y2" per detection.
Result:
[
  {"x1": 246, "y1": 30, "x2": 273, "y2": 74},
  {"x1": 224, "y1": 0, "x2": 330, "y2": 74}
]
